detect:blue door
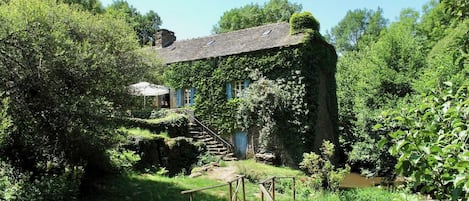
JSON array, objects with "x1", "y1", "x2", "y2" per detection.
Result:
[{"x1": 234, "y1": 131, "x2": 248, "y2": 159}]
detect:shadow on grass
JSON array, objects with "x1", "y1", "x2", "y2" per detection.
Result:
[{"x1": 80, "y1": 174, "x2": 226, "y2": 201}]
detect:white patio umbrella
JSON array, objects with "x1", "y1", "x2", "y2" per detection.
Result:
[{"x1": 128, "y1": 82, "x2": 169, "y2": 107}]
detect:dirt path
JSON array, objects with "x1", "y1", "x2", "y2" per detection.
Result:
[{"x1": 203, "y1": 163, "x2": 239, "y2": 182}]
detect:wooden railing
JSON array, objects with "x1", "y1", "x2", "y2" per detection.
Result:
[
  {"x1": 259, "y1": 176, "x2": 296, "y2": 201},
  {"x1": 181, "y1": 175, "x2": 246, "y2": 201},
  {"x1": 184, "y1": 110, "x2": 234, "y2": 153}
]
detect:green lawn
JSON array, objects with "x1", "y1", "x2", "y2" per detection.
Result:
[{"x1": 80, "y1": 160, "x2": 422, "y2": 201}]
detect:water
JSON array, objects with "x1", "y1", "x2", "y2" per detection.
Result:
[{"x1": 340, "y1": 173, "x2": 383, "y2": 188}]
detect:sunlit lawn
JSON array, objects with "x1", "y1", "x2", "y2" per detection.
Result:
[{"x1": 81, "y1": 159, "x2": 423, "y2": 201}]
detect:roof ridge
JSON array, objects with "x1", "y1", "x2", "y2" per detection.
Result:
[{"x1": 175, "y1": 21, "x2": 290, "y2": 43}]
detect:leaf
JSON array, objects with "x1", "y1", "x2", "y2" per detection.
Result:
[
  {"x1": 378, "y1": 138, "x2": 388, "y2": 149},
  {"x1": 419, "y1": 145, "x2": 431, "y2": 155},
  {"x1": 396, "y1": 140, "x2": 408, "y2": 151},
  {"x1": 454, "y1": 174, "x2": 467, "y2": 187},
  {"x1": 443, "y1": 81, "x2": 453, "y2": 87},
  {"x1": 372, "y1": 123, "x2": 383, "y2": 131}
]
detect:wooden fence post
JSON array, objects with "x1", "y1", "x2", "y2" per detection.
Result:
[
  {"x1": 229, "y1": 181, "x2": 233, "y2": 201},
  {"x1": 272, "y1": 177, "x2": 275, "y2": 201},
  {"x1": 242, "y1": 177, "x2": 246, "y2": 201}
]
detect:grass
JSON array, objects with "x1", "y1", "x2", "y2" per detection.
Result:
[
  {"x1": 233, "y1": 159, "x2": 305, "y2": 181},
  {"x1": 118, "y1": 127, "x2": 169, "y2": 139},
  {"x1": 81, "y1": 160, "x2": 423, "y2": 201},
  {"x1": 144, "y1": 112, "x2": 185, "y2": 124}
]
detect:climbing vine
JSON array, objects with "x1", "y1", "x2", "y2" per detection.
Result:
[{"x1": 163, "y1": 19, "x2": 337, "y2": 165}]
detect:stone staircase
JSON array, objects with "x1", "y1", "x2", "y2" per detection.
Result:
[{"x1": 189, "y1": 123, "x2": 237, "y2": 161}]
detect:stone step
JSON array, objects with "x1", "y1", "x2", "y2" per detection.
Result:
[
  {"x1": 208, "y1": 150, "x2": 228, "y2": 155},
  {"x1": 206, "y1": 144, "x2": 224, "y2": 149},
  {"x1": 188, "y1": 123, "x2": 237, "y2": 160},
  {"x1": 207, "y1": 147, "x2": 227, "y2": 152},
  {"x1": 203, "y1": 141, "x2": 220, "y2": 145},
  {"x1": 200, "y1": 137, "x2": 214, "y2": 142}
]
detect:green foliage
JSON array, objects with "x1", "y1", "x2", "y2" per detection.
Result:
[
  {"x1": 326, "y1": 8, "x2": 387, "y2": 53},
  {"x1": 0, "y1": 95, "x2": 10, "y2": 145},
  {"x1": 212, "y1": 0, "x2": 301, "y2": 33},
  {"x1": 196, "y1": 152, "x2": 222, "y2": 167},
  {"x1": 0, "y1": 0, "x2": 157, "y2": 197},
  {"x1": 440, "y1": 0, "x2": 469, "y2": 20},
  {"x1": 381, "y1": 83, "x2": 468, "y2": 200},
  {"x1": 336, "y1": 8, "x2": 426, "y2": 175},
  {"x1": 415, "y1": 19, "x2": 469, "y2": 94},
  {"x1": 164, "y1": 32, "x2": 337, "y2": 165},
  {"x1": 0, "y1": 160, "x2": 83, "y2": 201},
  {"x1": 105, "y1": 0, "x2": 162, "y2": 46},
  {"x1": 108, "y1": 149, "x2": 141, "y2": 171},
  {"x1": 300, "y1": 141, "x2": 350, "y2": 191},
  {"x1": 237, "y1": 77, "x2": 289, "y2": 150},
  {"x1": 290, "y1": 12, "x2": 319, "y2": 34},
  {"x1": 117, "y1": 112, "x2": 188, "y2": 137},
  {"x1": 235, "y1": 159, "x2": 304, "y2": 182},
  {"x1": 61, "y1": 0, "x2": 103, "y2": 14}
]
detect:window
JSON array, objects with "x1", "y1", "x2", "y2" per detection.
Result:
[
  {"x1": 234, "y1": 80, "x2": 245, "y2": 98},
  {"x1": 177, "y1": 87, "x2": 195, "y2": 107},
  {"x1": 226, "y1": 80, "x2": 250, "y2": 100},
  {"x1": 184, "y1": 89, "x2": 192, "y2": 105},
  {"x1": 184, "y1": 89, "x2": 191, "y2": 106}
]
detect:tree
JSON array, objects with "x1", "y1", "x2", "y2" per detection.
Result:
[
  {"x1": 326, "y1": 8, "x2": 387, "y2": 53},
  {"x1": 62, "y1": 0, "x2": 104, "y2": 14},
  {"x1": 106, "y1": 0, "x2": 162, "y2": 46},
  {"x1": 0, "y1": 0, "x2": 155, "y2": 198},
  {"x1": 336, "y1": 9, "x2": 426, "y2": 175},
  {"x1": 440, "y1": 0, "x2": 469, "y2": 20},
  {"x1": 212, "y1": 0, "x2": 302, "y2": 33}
]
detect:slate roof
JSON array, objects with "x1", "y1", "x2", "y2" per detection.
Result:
[{"x1": 154, "y1": 22, "x2": 305, "y2": 64}]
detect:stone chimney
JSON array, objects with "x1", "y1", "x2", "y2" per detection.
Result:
[{"x1": 154, "y1": 29, "x2": 176, "y2": 48}]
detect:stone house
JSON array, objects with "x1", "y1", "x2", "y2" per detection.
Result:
[{"x1": 153, "y1": 20, "x2": 338, "y2": 165}]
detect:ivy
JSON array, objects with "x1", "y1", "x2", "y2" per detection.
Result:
[
  {"x1": 163, "y1": 30, "x2": 337, "y2": 165},
  {"x1": 290, "y1": 12, "x2": 320, "y2": 34}
]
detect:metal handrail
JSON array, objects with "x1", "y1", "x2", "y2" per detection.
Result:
[{"x1": 185, "y1": 110, "x2": 234, "y2": 153}]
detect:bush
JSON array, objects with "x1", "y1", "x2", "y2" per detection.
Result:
[
  {"x1": 0, "y1": 160, "x2": 83, "y2": 201},
  {"x1": 116, "y1": 112, "x2": 188, "y2": 137},
  {"x1": 380, "y1": 83, "x2": 469, "y2": 200},
  {"x1": 108, "y1": 149, "x2": 141, "y2": 171},
  {"x1": 130, "y1": 108, "x2": 154, "y2": 119},
  {"x1": 300, "y1": 140, "x2": 350, "y2": 191},
  {"x1": 290, "y1": 11, "x2": 320, "y2": 34}
]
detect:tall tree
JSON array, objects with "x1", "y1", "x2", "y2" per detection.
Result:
[
  {"x1": 106, "y1": 0, "x2": 162, "y2": 46},
  {"x1": 0, "y1": 0, "x2": 156, "y2": 198},
  {"x1": 440, "y1": 0, "x2": 469, "y2": 20},
  {"x1": 62, "y1": 0, "x2": 103, "y2": 13},
  {"x1": 326, "y1": 8, "x2": 387, "y2": 53},
  {"x1": 212, "y1": 0, "x2": 301, "y2": 33},
  {"x1": 336, "y1": 9, "x2": 425, "y2": 175}
]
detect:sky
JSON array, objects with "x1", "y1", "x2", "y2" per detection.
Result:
[{"x1": 100, "y1": 0, "x2": 431, "y2": 40}]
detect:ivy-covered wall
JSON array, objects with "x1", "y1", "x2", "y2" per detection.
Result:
[{"x1": 164, "y1": 29, "x2": 338, "y2": 166}]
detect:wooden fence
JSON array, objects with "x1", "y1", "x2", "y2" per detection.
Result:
[
  {"x1": 259, "y1": 176, "x2": 296, "y2": 201},
  {"x1": 181, "y1": 175, "x2": 246, "y2": 201}
]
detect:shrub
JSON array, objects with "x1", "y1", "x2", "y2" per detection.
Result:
[
  {"x1": 108, "y1": 149, "x2": 141, "y2": 171},
  {"x1": 380, "y1": 83, "x2": 469, "y2": 200},
  {"x1": 0, "y1": 160, "x2": 83, "y2": 201},
  {"x1": 300, "y1": 140, "x2": 350, "y2": 191},
  {"x1": 290, "y1": 11, "x2": 320, "y2": 34},
  {"x1": 116, "y1": 112, "x2": 188, "y2": 137}
]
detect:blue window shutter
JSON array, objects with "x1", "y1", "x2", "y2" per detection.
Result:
[
  {"x1": 176, "y1": 89, "x2": 182, "y2": 107},
  {"x1": 226, "y1": 82, "x2": 232, "y2": 100},
  {"x1": 243, "y1": 80, "x2": 250, "y2": 88},
  {"x1": 190, "y1": 87, "x2": 195, "y2": 106}
]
